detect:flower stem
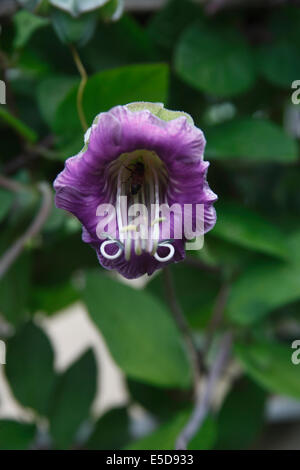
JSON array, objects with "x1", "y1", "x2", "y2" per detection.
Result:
[
  {"x1": 0, "y1": 181, "x2": 52, "y2": 279},
  {"x1": 175, "y1": 331, "x2": 233, "y2": 450},
  {"x1": 203, "y1": 282, "x2": 230, "y2": 353},
  {"x1": 70, "y1": 44, "x2": 88, "y2": 132},
  {"x1": 0, "y1": 174, "x2": 27, "y2": 193},
  {"x1": 163, "y1": 266, "x2": 233, "y2": 450},
  {"x1": 184, "y1": 254, "x2": 222, "y2": 275},
  {"x1": 162, "y1": 266, "x2": 203, "y2": 395},
  {"x1": 0, "y1": 107, "x2": 38, "y2": 144}
]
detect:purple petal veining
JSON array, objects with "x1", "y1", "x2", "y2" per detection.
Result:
[{"x1": 54, "y1": 102, "x2": 217, "y2": 279}]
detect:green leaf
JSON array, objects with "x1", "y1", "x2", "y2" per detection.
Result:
[
  {"x1": 258, "y1": 41, "x2": 300, "y2": 89},
  {"x1": 84, "y1": 272, "x2": 191, "y2": 388},
  {"x1": 48, "y1": 348, "x2": 97, "y2": 449},
  {"x1": 212, "y1": 202, "x2": 288, "y2": 260},
  {"x1": 148, "y1": 0, "x2": 201, "y2": 50},
  {"x1": 0, "y1": 188, "x2": 14, "y2": 222},
  {"x1": 17, "y1": 0, "x2": 43, "y2": 11},
  {"x1": 126, "y1": 412, "x2": 216, "y2": 450},
  {"x1": 0, "y1": 420, "x2": 36, "y2": 450},
  {"x1": 287, "y1": 229, "x2": 300, "y2": 266},
  {"x1": 175, "y1": 21, "x2": 255, "y2": 97},
  {"x1": 215, "y1": 379, "x2": 266, "y2": 449},
  {"x1": 51, "y1": 9, "x2": 97, "y2": 46},
  {"x1": 0, "y1": 252, "x2": 31, "y2": 326},
  {"x1": 50, "y1": 0, "x2": 109, "y2": 17},
  {"x1": 99, "y1": 0, "x2": 123, "y2": 22},
  {"x1": 5, "y1": 322, "x2": 57, "y2": 415},
  {"x1": 0, "y1": 107, "x2": 38, "y2": 144},
  {"x1": 29, "y1": 281, "x2": 79, "y2": 315},
  {"x1": 37, "y1": 75, "x2": 78, "y2": 127},
  {"x1": 86, "y1": 407, "x2": 130, "y2": 450},
  {"x1": 83, "y1": 16, "x2": 158, "y2": 73},
  {"x1": 43, "y1": 204, "x2": 68, "y2": 232},
  {"x1": 33, "y1": 233, "x2": 97, "y2": 285},
  {"x1": 227, "y1": 259, "x2": 300, "y2": 325},
  {"x1": 258, "y1": 6, "x2": 300, "y2": 88},
  {"x1": 196, "y1": 236, "x2": 258, "y2": 273},
  {"x1": 13, "y1": 10, "x2": 49, "y2": 49},
  {"x1": 235, "y1": 340, "x2": 300, "y2": 399},
  {"x1": 82, "y1": 62, "x2": 169, "y2": 117},
  {"x1": 205, "y1": 118, "x2": 298, "y2": 163},
  {"x1": 127, "y1": 378, "x2": 190, "y2": 422},
  {"x1": 269, "y1": 6, "x2": 300, "y2": 47},
  {"x1": 147, "y1": 264, "x2": 220, "y2": 330},
  {"x1": 54, "y1": 63, "x2": 169, "y2": 155}
]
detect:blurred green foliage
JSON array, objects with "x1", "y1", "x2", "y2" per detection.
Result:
[{"x1": 0, "y1": 0, "x2": 300, "y2": 451}]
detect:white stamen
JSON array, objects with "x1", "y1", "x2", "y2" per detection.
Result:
[
  {"x1": 116, "y1": 165, "x2": 125, "y2": 243},
  {"x1": 124, "y1": 237, "x2": 132, "y2": 261},
  {"x1": 151, "y1": 166, "x2": 160, "y2": 256},
  {"x1": 151, "y1": 217, "x2": 166, "y2": 226},
  {"x1": 140, "y1": 185, "x2": 147, "y2": 253},
  {"x1": 121, "y1": 224, "x2": 138, "y2": 233},
  {"x1": 109, "y1": 150, "x2": 176, "y2": 264},
  {"x1": 133, "y1": 192, "x2": 142, "y2": 256}
]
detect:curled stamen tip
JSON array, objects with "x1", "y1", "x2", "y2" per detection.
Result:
[
  {"x1": 154, "y1": 242, "x2": 175, "y2": 263},
  {"x1": 100, "y1": 239, "x2": 124, "y2": 260}
]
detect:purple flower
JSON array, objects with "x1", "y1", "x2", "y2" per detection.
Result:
[{"x1": 54, "y1": 102, "x2": 217, "y2": 279}]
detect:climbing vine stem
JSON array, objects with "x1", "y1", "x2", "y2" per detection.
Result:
[{"x1": 70, "y1": 44, "x2": 88, "y2": 132}]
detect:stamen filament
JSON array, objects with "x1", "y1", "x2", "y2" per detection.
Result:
[{"x1": 105, "y1": 150, "x2": 175, "y2": 264}]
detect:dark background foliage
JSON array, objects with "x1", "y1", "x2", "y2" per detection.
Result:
[{"x1": 0, "y1": 0, "x2": 300, "y2": 450}]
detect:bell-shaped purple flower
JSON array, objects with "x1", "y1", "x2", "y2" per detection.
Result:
[{"x1": 54, "y1": 102, "x2": 217, "y2": 279}]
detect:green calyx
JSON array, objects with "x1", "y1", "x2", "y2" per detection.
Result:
[{"x1": 126, "y1": 102, "x2": 194, "y2": 125}]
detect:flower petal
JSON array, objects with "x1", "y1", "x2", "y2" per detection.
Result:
[{"x1": 54, "y1": 103, "x2": 217, "y2": 279}]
